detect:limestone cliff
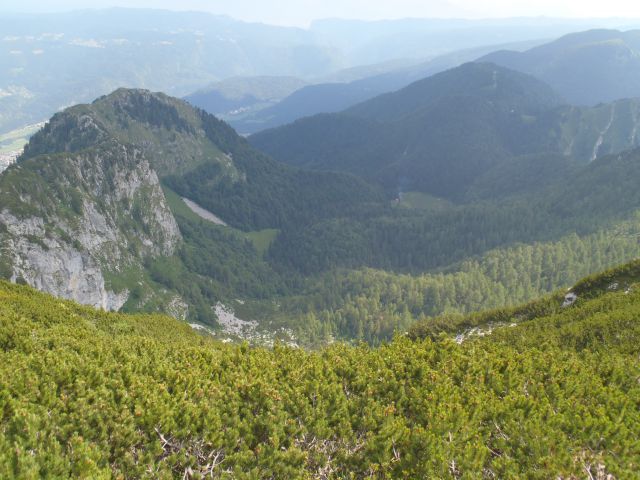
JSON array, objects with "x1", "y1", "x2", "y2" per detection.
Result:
[{"x1": 0, "y1": 140, "x2": 181, "y2": 309}]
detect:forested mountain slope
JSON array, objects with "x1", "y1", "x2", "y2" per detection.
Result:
[
  {"x1": 251, "y1": 62, "x2": 640, "y2": 198},
  {"x1": 1, "y1": 259, "x2": 639, "y2": 477},
  {"x1": 21, "y1": 88, "x2": 381, "y2": 231},
  {"x1": 268, "y1": 145, "x2": 640, "y2": 274},
  {"x1": 3, "y1": 87, "x2": 640, "y2": 346},
  {"x1": 0, "y1": 88, "x2": 381, "y2": 330}
]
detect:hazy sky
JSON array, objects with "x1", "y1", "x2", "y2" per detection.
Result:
[{"x1": 3, "y1": 0, "x2": 640, "y2": 26}]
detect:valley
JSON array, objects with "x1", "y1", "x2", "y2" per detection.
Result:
[
  {"x1": 4, "y1": 76, "x2": 640, "y2": 346},
  {"x1": 0, "y1": 122, "x2": 43, "y2": 172}
]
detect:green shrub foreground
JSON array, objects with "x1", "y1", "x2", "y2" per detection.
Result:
[{"x1": 1, "y1": 276, "x2": 639, "y2": 478}]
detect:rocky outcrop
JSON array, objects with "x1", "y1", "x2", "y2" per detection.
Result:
[
  {"x1": 0, "y1": 140, "x2": 181, "y2": 310},
  {"x1": 3, "y1": 224, "x2": 126, "y2": 310}
]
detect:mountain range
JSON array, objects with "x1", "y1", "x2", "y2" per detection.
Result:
[
  {"x1": 187, "y1": 28, "x2": 640, "y2": 136},
  {"x1": 3, "y1": 75, "x2": 640, "y2": 345},
  {"x1": 3, "y1": 24, "x2": 640, "y2": 348},
  {"x1": 191, "y1": 40, "x2": 545, "y2": 134},
  {"x1": 5, "y1": 12, "x2": 640, "y2": 478},
  {"x1": 2, "y1": 10, "x2": 638, "y2": 135},
  {"x1": 0, "y1": 88, "x2": 382, "y2": 336},
  {"x1": 482, "y1": 28, "x2": 640, "y2": 105},
  {"x1": 251, "y1": 61, "x2": 640, "y2": 198}
]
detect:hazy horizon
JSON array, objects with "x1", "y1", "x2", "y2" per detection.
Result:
[{"x1": 2, "y1": 1, "x2": 640, "y2": 27}]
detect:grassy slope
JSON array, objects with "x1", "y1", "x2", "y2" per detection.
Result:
[
  {"x1": 163, "y1": 185, "x2": 279, "y2": 257},
  {"x1": 1, "y1": 259, "x2": 640, "y2": 478},
  {"x1": 161, "y1": 186, "x2": 208, "y2": 224},
  {"x1": 245, "y1": 229, "x2": 280, "y2": 257}
]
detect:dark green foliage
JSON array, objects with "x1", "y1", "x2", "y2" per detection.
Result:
[
  {"x1": 251, "y1": 62, "x2": 640, "y2": 200},
  {"x1": 268, "y1": 146, "x2": 640, "y2": 277},
  {"x1": 184, "y1": 108, "x2": 384, "y2": 231},
  {"x1": 127, "y1": 200, "x2": 291, "y2": 326},
  {"x1": 164, "y1": 131, "x2": 384, "y2": 231},
  {"x1": 268, "y1": 203, "x2": 550, "y2": 274},
  {"x1": 168, "y1": 213, "x2": 286, "y2": 296},
  {"x1": 114, "y1": 90, "x2": 196, "y2": 133},
  {"x1": 20, "y1": 108, "x2": 110, "y2": 160},
  {"x1": 346, "y1": 62, "x2": 563, "y2": 122},
  {"x1": 20, "y1": 88, "x2": 384, "y2": 234},
  {"x1": 251, "y1": 62, "x2": 568, "y2": 197}
]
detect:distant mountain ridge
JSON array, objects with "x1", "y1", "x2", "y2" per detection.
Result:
[
  {"x1": 251, "y1": 61, "x2": 640, "y2": 198},
  {"x1": 183, "y1": 76, "x2": 307, "y2": 117},
  {"x1": 309, "y1": 17, "x2": 640, "y2": 64},
  {"x1": 0, "y1": 8, "x2": 343, "y2": 134},
  {"x1": 208, "y1": 40, "x2": 547, "y2": 134},
  {"x1": 481, "y1": 29, "x2": 640, "y2": 105}
]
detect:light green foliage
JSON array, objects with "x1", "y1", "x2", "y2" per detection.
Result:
[
  {"x1": 161, "y1": 187, "x2": 206, "y2": 224},
  {"x1": 395, "y1": 191, "x2": 453, "y2": 211},
  {"x1": 246, "y1": 229, "x2": 280, "y2": 257},
  {"x1": 1, "y1": 262, "x2": 640, "y2": 477},
  {"x1": 163, "y1": 187, "x2": 279, "y2": 258}
]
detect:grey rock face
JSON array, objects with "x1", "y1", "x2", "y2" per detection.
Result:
[
  {"x1": 4, "y1": 225, "x2": 123, "y2": 310},
  {"x1": 0, "y1": 142, "x2": 181, "y2": 310}
]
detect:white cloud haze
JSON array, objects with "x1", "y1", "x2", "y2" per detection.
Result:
[{"x1": 2, "y1": 0, "x2": 640, "y2": 26}]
